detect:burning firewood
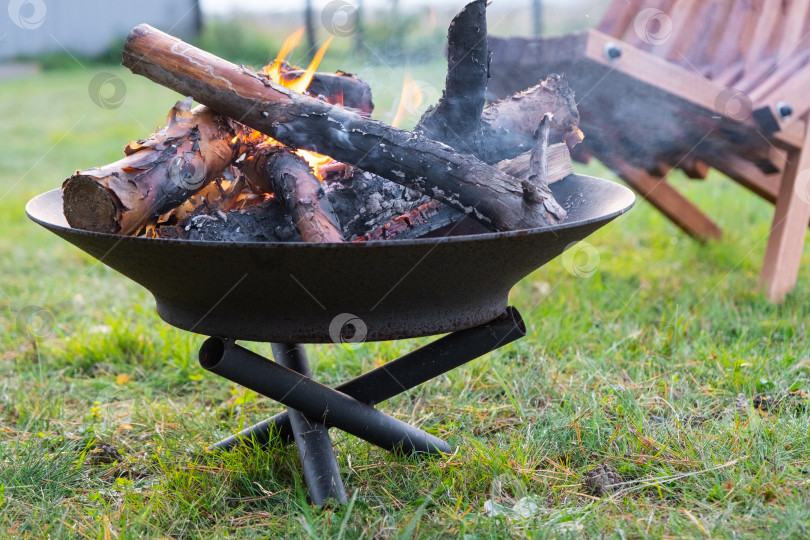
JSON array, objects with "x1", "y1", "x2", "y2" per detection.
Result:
[
  {"x1": 370, "y1": 0, "x2": 575, "y2": 238},
  {"x1": 122, "y1": 24, "x2": 566, "y2": 231},
  {"x1": 63, "y1": 99, "x2": 237, "y2": 234},
  {"x1": 278, "y1": 62, "x2": 374, "y2": 117},
  {"x1": 61, "y1": 1, "x2": 584, "y2": 244},
  {"x1": 522, "y1": 113, "x2": 554, "y2": 206},
  {"x1": 153, "y1": 165, "x2": 301, "y2": 242},
  {"x1": 240, "y1": 143, "x2": 344, "y2": 243}
]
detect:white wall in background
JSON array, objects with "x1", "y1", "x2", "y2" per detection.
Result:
[{"x1": 1, "y1": 0, "x2": 200, "y2": 60}]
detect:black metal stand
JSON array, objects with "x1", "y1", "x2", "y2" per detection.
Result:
[{"x1": 199, "y1": 307, "x2": 525, "y2": 506}]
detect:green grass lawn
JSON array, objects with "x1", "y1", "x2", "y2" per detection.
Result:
[{"x1": 2, "y1": 62, "x2": 810, "y2": 539}]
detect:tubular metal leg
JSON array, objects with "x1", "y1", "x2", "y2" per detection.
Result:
[
  {"x1": 271, "y1": 343, "x2": 346, "y2": 506},
  {"x1": 200, "y1": 338, "x2": 450, "y2": 454},
  {"x1": 201, "y1": 307, "x2": 527, "y2": 505},
  {"x1": 208, "y1": 307, "x2": 526, "y2": 450}
]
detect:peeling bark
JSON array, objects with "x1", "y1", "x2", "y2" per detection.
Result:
[
  {"x1": 62, "y1": 99, "x2": 236, "y2": 234},
  {"x1": 477, "y1": 74, "x2": 583, "y2": 164}
]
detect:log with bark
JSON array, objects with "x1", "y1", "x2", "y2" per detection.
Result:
[
  {"x1": 522, "y1": 113, "x2": 554, "y2": 205},
  {"x1": 122, "y1": 23, "x2": 566, "y2": 231},
  {"x1": 278, "y1": 61, "x2": 374, "y2": 116},
  {"x1": 413, "y1": 1, "x2": 581, "y2": 164},
  {"x1": 358, "y1": 143, "x2": 574, "y2": 241},
  {"x1": 240, "y1": 143, "x2": 344, "y2": 243},
  {"x1": 476, "y1": 76, "x2": 584, "y2": 163},
  {"x1": 63, "y1": 98, "x2": 237, "y2": 234},
  {"x1": 153, "y1": 164, "x2": 301, "y2": 242}
]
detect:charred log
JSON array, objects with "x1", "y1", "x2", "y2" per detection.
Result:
[
  {"x1": 477, "y1": 75, "x2": 583, "y2": 164},
  {"x1": 496, "y1": 142, "x2": 572, "y2": 181},
  {"x1": 358, "y1": 143, "x2": 574, "y2": 241},
  {"x1": 240, "y1": 144, "x2": 344, "y2": 243},
  {"x1": 122, "y1": 24, "x2": 564, "y2": 230},
  {"x1": 522, "y1": 113, "x2": 553, "y2": 204},
  {"x1": 358, "y1": 201, "x2": 473, "y2": 241},
  {"x1": 63, "y1": 99, "x2": 236, "y2": 234},
  {"x1": 398, "y1": 1, "x2": 577, "y2": 235},
  {"x1": 415, "y1": 0, "x2": 489, "y2": 152},
  {"x1": 279, "y1": 63, "x2": 374, "y2": 116}
]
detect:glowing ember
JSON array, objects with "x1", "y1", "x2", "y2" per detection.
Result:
[{"x1": 295, "y1": 149, "x2": 332, "y2": 179}]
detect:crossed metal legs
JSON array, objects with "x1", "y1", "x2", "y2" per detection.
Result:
[{"x1": 199, "y1": 307, "x2": 526, "y2": 506}]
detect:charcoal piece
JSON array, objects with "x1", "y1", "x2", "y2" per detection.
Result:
[
  {"x1": 325, "y1": 171, "x2": 431, "y2": 240},
  {"x1": 157, "y1": 199, "x2": 299, "y2": 242}
]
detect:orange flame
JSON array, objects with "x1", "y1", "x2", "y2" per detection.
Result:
[
  {"x1": 262, "y1": 30, "x2": 334, "y2": 95},
  {"x1": 391, "y1": 74, "x2": 424, "y2": 128},
  {"x1": 258, "y1": 30, "x2": 338, "y2": 179},
  {"x1": 296, "y1": 149, "x2": 332, "y2": 179},
  {"x1": 286, "y1": 36, "x2": 334, "y2": 93},
  {"x1": 263, "y1": 27, "x2": 304, "y2": 80}
]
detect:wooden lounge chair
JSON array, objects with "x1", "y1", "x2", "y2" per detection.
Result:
[{"x1": 488, "y1": 0, "x2": 810, "y2": 301}]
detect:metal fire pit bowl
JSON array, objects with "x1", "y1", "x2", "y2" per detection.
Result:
[
  {"x1": 26, "y1": 174, "x2": 634, "y2": 343},
  {"x1": 28, "y1": 172, "x2": 633, "y2": 505}
]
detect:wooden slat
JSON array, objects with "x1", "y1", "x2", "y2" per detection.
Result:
[
  {"x1": 743, "y1": 0, "x2": 782, "y2": 73},
  {"x1": 711, "y1": 60, "x2": 745, "y2": 86},
  {"x1": 687, "y1": 0, "x2": 735, "y2": 70},
  {"x1": 489, "y1": 33, "x2": 783, "y2": 167},
  {"x1": 624, "y1": 0, "x2": 678, "y2": 51},
  {"x1": 680, "y1": 157, "x2": 710, "y2": 180},
  {"x1": 674, "y1": 0, "x2": 734, "y2": 70},
  {"x1": 735, "y1": 57, "x2": 778, "y2": 94},
  {"x1": 756, "y1": 61, "x2": 810, "y2": 131},
  {"x1": 707, "y1": 0, "x2": 759, "y2": 75},
  {"x1": 582, "y1": 30, "x2": 803, "y2": 155},
  {"x1": 583, "y1": 30, "x2": 723, "y2": 113},
  {"x1": 580, "y1": 116, "x2": 722, "y2": 240},
  {"x1": 597, "y1": 0, "x2": 642, "y2": 38},
  {"x1": 605, "y1": 155, "x2": 723, "y2": 241},
  {"x1": 760, "y1": 117, "x2": 810, "y2": 301},
  {"x1": 705, "y1": 152, "x2": 781, "y2": 202},
  {"x1": 748, "y1": 50, "x2": 809, "y2": 102},
  {"x1": 658, "y1": 0, "x2": 701, "y2": 60},
  {"x1": 774, "y1": 119, "x2": 807, "y2": 150},
  {"x1": 581, "y1": 29, "x2": 769, "y2": 143},
  {"x1": 776, "y1": 1, "x2": 810, "y2": 59}
]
